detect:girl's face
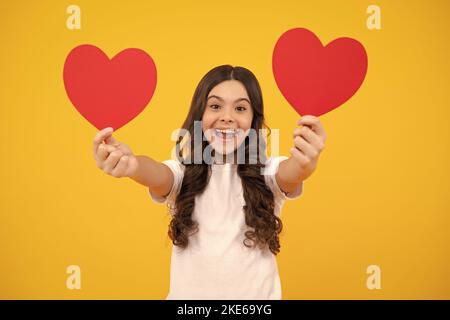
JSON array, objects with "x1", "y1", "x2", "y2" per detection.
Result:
[{"x1": 202, "y1": 80, "x2": 254, "y2": 156}]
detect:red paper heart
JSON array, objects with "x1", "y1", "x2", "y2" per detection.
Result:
[
  {"x1": 272, "y1": 28, "x2": 368, "y2": 116},
  {"x1": 63, "y1": 44, "x2": 157, "y2": 130}
]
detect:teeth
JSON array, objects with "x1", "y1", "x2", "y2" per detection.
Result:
[
  {"x1": 215, "y1": 129, "x2": 237, "y2": 139},
  {"x1": 216, "y1": 129, "x2": 236, "y2": 134}
]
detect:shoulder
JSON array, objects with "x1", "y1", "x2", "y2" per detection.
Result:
[
  {"x1": 161, "y1": 159, "x2": 185, "y2": 177},
  {"x1": 262, "y1": 156, "x2": 303, "y2": 202},
  {"x1": 148, "y1": 159, "x2": 185, "y2": 207}
]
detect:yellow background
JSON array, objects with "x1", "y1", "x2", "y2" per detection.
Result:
[{"x1": 1, "y1": 0, "x2": 449, "y2": 299}]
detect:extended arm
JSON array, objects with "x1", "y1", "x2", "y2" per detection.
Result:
[{"x1": 276, "y1": 115, "x2": 327, "y2": 194}]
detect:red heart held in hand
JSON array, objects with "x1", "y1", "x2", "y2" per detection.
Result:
[
  {"x1": 63, "y1": 44, "x2": 157, "y2": 131},
  {"x1": 272, "y1": 28, "x2": 368, "y2": 117}
]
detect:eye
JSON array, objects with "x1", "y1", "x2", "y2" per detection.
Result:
[
  {"x1": 236, "y1": 106, "x2": 247, "y2": 112},
  {"x1": 209, "y1": 104, "x2": 220, "y2": 110}
]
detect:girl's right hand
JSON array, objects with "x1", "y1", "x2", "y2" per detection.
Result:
[{"x1": 93, "y1": 127, "x2": 139, "y2": 178}]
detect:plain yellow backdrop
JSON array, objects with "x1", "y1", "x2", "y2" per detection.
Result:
[{"x1": 0, "y1": 0, "x2": 449, "y2": 299}]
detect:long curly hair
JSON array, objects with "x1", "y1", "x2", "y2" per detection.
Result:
[{"x1": 168, "y1": 65, "x2": 283, "y2": 255}]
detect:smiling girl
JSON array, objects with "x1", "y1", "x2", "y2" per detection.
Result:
[{"x1": 93, "y1": 65, "x2": 326, "y2": 299}]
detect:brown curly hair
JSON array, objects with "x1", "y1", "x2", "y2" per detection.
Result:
[{"x1": 168, "y1": 65, "x2": 283, "y2": 255}]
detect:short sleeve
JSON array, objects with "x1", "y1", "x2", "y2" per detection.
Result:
[
  {"x1": 263, "y1": 156, "x2": 303, "y2": 202},
  {"x1": 148, "y1": 160, "x2": 185, "y2": 210}
]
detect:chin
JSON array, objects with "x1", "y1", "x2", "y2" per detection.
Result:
[{"x1": 212, "y1": 145, "x2": 237, "y2": 156}]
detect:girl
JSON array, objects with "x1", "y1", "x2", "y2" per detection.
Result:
[{"x1": 93, "y1": 65, "x2": 326, "y2": 299}]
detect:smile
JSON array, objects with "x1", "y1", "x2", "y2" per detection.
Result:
[{"x1": 214, "y1": 129, "x2": 238, "y2": 140}]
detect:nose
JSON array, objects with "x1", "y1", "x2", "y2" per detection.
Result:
[{"x1": 219, "y1": 107, "x2": 234, "y2": 124}]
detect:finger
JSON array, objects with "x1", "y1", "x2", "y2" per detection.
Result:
[
  {"x1": 289, "y1": 145, "x2": 309, "y2": 166},
  {"x1": 111, "y1": 156, "x2": 129, "y2": 178},
  {"x1": 114, "y1": 142, "x2": 132, "y2": 156},
  {"x1": 103, "y1": 150, "x2": 124, "y2": 174},
  {"x1": 297, "y1": 116, "x2": 326, "y2": 140},
  {"x1": 105, "y1": 133, "x2": 120, "y2": 147},
  {"x1": 294, "y1": 136, "x2": 317, "y2": 159},
  {"x1": 297, "y1": 126, "x2": 324, "y2": 151},
  {"x1": 293, "y1": 127, "x2": 302, "y2": 138},
  {"x1": 93, "y1": 127, "x2": 114, "y2": 156},
  {"x1": 96, "y1": 144, "x2": 117, "y2": 163}
]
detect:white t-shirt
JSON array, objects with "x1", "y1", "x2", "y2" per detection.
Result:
[{"x1": 149, "y1": 156, "x2": 303, "y2": 300}]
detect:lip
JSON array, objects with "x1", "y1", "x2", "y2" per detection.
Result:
[
  {"x1": 214, "y1": 129, "x2": 236, "y2": 142},
  {"x1": 214, "y1": 129, "x2": 236, "y2": 141}
]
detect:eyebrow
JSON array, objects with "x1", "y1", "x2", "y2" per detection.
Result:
[{"x1": 207, "y1": 95, "x2": 250, "y2": 104}]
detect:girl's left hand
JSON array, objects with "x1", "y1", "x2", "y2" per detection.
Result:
[{"x1": 289, "y1": 115, "x2": 327, "y2": 181}]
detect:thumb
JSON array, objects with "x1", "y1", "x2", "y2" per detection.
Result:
[{"x1": 104, "y1": 132, "x2": 120, "y2": 146}]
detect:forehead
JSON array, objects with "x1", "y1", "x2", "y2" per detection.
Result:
[{"x1": 207, "y1": 80, "x2": 250, "y2": 101}]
